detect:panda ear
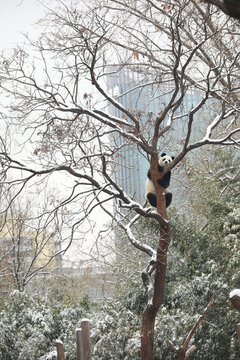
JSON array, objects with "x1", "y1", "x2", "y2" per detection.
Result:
[
  {"x1": 171, "y1": 156, "x2": 175, "y2": 160},
  {"x1": 161, "y1": 152, "x2": 166, "y2": 157}
]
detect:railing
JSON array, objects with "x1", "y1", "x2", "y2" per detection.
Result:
[{"x1": 56, "y1": 319, "x2": 92, "y2": 360}]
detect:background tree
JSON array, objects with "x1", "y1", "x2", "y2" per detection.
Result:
[
  {"x1": 0, "y1": 0, "x2": 240, "y2": 358},
  {"x1": 0, "y1": 199, "x2": 62, "y2": 293}
]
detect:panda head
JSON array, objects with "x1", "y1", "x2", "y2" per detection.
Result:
[{"x1": 159, "y1": 153, "x2": 174, "y2": 167}]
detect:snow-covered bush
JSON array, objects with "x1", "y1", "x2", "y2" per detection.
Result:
[
  {"x1": 91, "y1": 303, "x2": 141, "y2": 360},
  {"x1": 0, "y1": 291, "x2": 55, "y2": 359},
  {"x1": 0, "y1": 290, "x2": 87, "y2": 360}
]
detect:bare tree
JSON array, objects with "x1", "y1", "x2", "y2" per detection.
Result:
[
  {"x1": 0, "y1": 197, "x2": 62, "y2": 293},
  {"x1": 0, "y1": 0, "x2": 239, "y2": 358}
]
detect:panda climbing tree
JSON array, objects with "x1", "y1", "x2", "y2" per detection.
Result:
[{"x1": 145, "y1": 153, "x2": 174, "y2": 209}]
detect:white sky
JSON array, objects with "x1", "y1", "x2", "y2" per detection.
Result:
[{"x1": 0, "y1": 0, "x2": 44, "y2": 50}]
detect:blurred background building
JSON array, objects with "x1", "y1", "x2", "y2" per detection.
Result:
[{"x1": 106, "y1": 65, "x2": 210, "y2": 209}]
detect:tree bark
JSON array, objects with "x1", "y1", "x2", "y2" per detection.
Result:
[{"x1": 141, "y1": 308, "x2": 157, "y2": 360}]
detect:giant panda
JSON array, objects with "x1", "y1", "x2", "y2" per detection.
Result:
[{"x1": 145, "y1": 153, "x2": 174, "y2": 208}]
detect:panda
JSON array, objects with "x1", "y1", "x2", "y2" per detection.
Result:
[{"x1": 145, "y1": 153, "x2": 174, "y2": 208}]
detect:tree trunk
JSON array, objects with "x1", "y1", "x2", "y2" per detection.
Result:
[
  {"x1": 177, "y1": 349, "x2": 186, "y2": 360},
  {"x1": 141, "y1": 308, "x2": 157, "y2": 360},
  {"x1": 141, "y1": 155, "x2": 171, "y2": 360},
  {"x1": 141, "y1": 224, "x2": 170, "y2": 359}
]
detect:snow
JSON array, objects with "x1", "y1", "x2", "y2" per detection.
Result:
[
  {"x1": 229, "y1": 289, "x2": 240, "y2": 298},
  {"x1": 40, "y1": 351, "x2": 57, "y2": 360},
  {"x1": 81, "y1": 318, "x2": 90, "y2": 322},
  {"x1": 56, "y1": 339, "x2": 63, "y2": 344}
]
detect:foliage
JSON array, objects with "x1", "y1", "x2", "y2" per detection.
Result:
[
  {"x1": 162, "y1": 148, "x2": 240, "y2": 359},
  {"x1": 91, "y1": 302, "x2": 141, "y2": 360},
  {"x1": 0, "y1": 290, "x2": 87, "y2": 360},
  {"x1": 0, "y1": 291, "x2": 54, "y2": 360}
]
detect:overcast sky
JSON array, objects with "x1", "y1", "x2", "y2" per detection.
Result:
[{"x1": 0, "y1": 0, "x2": 44, "y2": 50}]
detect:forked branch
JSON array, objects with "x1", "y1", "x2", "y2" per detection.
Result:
[{"x1": 168, "y1": 291, "x2": 215, "y2": 360}]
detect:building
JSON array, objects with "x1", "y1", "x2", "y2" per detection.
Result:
[{"x1": 106, "y1": 66, "x2": 208, "y2": 208}]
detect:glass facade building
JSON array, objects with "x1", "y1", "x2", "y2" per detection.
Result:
[{"x1": 106, "y1": 66, "x2": 209, "y2": 207}]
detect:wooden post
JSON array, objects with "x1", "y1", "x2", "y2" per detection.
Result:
[
  {"x1": 76, "y1": 328, "x2": 84, "y2": 360},
  {"x1": 229, "y1": 290, "x2": 240, "y2": 347},
  {"x1": 236, "y1": 323, "x2": 240, "y2": 345},
  {"x1": 81, "y1": 319, "x2": 92, "y2": 360},
  {"x1": 229, "y1": 290, "x2": 240, "y2": 312},
  {"x1": 56, "y1": 340, "x2": 65, "y2": 360}
]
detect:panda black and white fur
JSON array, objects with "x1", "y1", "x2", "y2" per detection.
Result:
[{"x1": 145, "y1": 153, "x2": 174, "y2": 208}]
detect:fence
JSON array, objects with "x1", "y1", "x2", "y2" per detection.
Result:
[{"x1": 56, "y1": 319, "x2": 92, "y2": 360}]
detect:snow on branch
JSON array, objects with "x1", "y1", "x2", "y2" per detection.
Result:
[{"x1": 117, "y1": 213, "x2": 156, "y2": 258}]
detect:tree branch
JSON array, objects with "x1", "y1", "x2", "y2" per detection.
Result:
[{"x1": 169, "y1": 292, "x2": 215, "y2": 359}]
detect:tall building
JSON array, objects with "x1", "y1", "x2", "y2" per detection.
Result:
[{"x1": 106, "y1": 66, "x2": 206, "y2": 207}]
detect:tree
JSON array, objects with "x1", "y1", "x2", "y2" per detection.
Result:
[
  {"x1": 0, "y1": 199, "x2": 62, "y2": 293},
  {"x1": 0, "y1": 0, "x2": 239, "y2": 358}
]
